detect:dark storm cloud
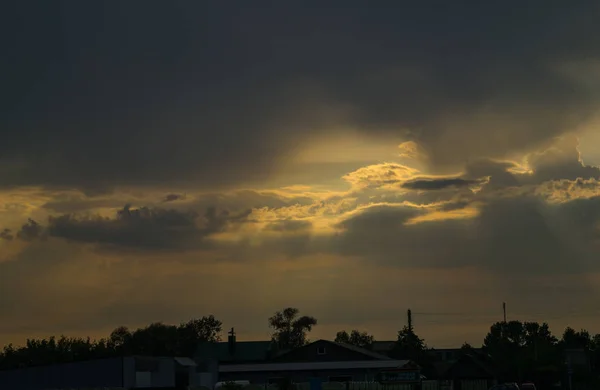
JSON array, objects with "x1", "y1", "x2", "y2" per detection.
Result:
[
  {"x1": 462, "y1": 138, "x2": 600, "y2": 191},
  {"x1": 2, "y1": 1, "x2": 600, "y2": 190},
  {"x1": 162, "y1": 194, "x2": 185, "y2": 203},
  {"x1": 317, "y1": 196, "x2": 599, "y2": 274},
  {"x1": 9, "y1": 205, "x2": 250, "y2": 251},
  {"x1": 326, "y1": 205, "x2": 478, "y2": 269},
  {"x1": 401, "y1": 178, "x2": 479, "y2": 190},
  {"x1": 241, "y1": 144, "x2": 600, "y2": 272},
  {"x1": 16, "y1": 219, "x2": 45, "y2": 241},
  {"x1": 41, "y1": 189, "x2": 313, "y2": 215},
  {"x1": 527, "y1": 135, "x2": 600, "y2": 183},
  {"x1": 41, "y1": 195, "x2": 142, "y2": 213},
  {"x1": 464, "y1": 159, "x2": 521, "y2": 190},
  {"x1": 0, "y1": 229, "x2": 13, "y2": 241}
]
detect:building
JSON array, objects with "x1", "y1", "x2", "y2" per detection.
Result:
[
  {"x1": 431, "y1": 348, "x2": 485, "y2": 363},
  {"x1": 431, "y1": 353, "x2": 497, "y2": 390},
  {"x1": 0, "y1": 355, "x2": 198, "y2": 390},
  {"x1": 371, "y1": 341, "x2": 395, "y2": 356},
  {"x1": 201, "y1": 339, "x2": 417, "y2": 385}
]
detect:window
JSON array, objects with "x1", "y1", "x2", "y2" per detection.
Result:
[
  {"x1": 317, "y1": 347, "x2": 326, "y2": 355},
  {"x1": 329, "y1": 376, "x2": 352, "y2": 383}
]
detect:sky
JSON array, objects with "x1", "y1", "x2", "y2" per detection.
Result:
[{"x1": 1, "y1": 1, "x2": 600, "y2": 349}]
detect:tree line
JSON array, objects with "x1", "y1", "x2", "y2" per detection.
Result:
[{"x1": 2, "y1": 307, "x2": 600, "y2": 386}]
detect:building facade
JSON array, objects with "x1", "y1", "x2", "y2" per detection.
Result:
[
  {"x1": 198, "y1": 339, "x2": 416, "y2": 385},
  {"x1": 0, "y1": 355, "x2": 198, "y2": 390}
]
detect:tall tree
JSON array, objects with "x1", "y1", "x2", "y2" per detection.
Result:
[
  {"x1": 483, "y1": 320, "x2": 560, "y2": 383},
  {"x1": 390, "y1": 310, "x2": 429, "y2": 363},
  {"x1": 335, "y1": 330, "x2": 375, "y2": 349},
  {"x1": 110, "y1": 326, "x2": 132, "y2": 354},
  {"x1": 523, "y1": 322, "x2": 558, "y2": 363},
  {"x1": 484, "y1": 320, "x2": 526, "y2": 381},
  {"x1": 268, "y1": 307, "x2": 317, "y2": 350},
  {"x1": 561, "y1": 327, "x2": 591, "y2": 350},
  {"x1": 177, "y1": 316, "x2": 223, "y2": 356},
  {"x1": 128, "y1": 322, "x2": 180, "y2": 356}
]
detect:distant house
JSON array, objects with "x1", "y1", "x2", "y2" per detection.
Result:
[
  {"x1": 198, "y1": 338, "x2": 416, "y2": 385},
  {"x1": 372, "y1": 341, "x2": 396, "y2": 355},
  {"x1": 430, "y1": 353, "x2": 497, "y2": 390},
  {"x1": 194, "y1": 333, "x2": 275, "y2": 388},
  {"x1": 432, "y1": 348, "x2": 484, "y2": 363},
  {"x1": 195, "y1": 340, "x2": 274, "y2": 364}
]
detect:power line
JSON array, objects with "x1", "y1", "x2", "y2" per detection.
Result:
[{"x1": 412, "y1": 307, "x2": 600, "y2": 323}]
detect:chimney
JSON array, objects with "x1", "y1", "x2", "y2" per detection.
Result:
[{"x1": 228, "y1": 327, "x2": 236, "y2": 357}]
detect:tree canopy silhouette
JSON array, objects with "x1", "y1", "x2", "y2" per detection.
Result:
[
  {"x1": 5, "y1": 304, "x2": 600, "y2": 390},
  {"x1": 268, "y1": 307, "x2": 317, "y2": 350},
  {"x1": 0, "y1": 315, "x2": 222, "y2": 370},
  {"x1": 334, "y1": 330, "x2": 375, "y2": 349}
]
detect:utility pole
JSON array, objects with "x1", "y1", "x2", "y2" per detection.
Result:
[
  {"x1": 567, "y1": 358, "x2": 573, "y2": 390},
  {"x1": 503, "y1": 302, "x2": 507, "y2": 323},
  {"x1": 407, "y1": 309, "x2": 413, "y2": 332}
]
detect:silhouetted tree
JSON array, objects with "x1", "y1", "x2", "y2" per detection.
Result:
[
  {"x1": 461, "y1": 342, "x2": 473, "y2": 350},
  {"x1": 268, "y1": 307, "x2": 317, "y2": 350},
  {"x1": 110, "y1": 326, "x2": 132, "y2": 354},
  {"x1": 389, "y1": 309, "x2": 431, "y2": 365},
  {"x1": 177, "y1": 316, "x2": 223, "y2": 356},
  {"x1": 561, "y1": 327, "x2": 591, "y2": 350},
  {"x1": 483, "y1": 320, "x2": 560, "y2": 383},
  {"x1": 128, "y1": 322, "x2": 180, "y2": 356},
  {"x1": 0, "y1": 314, "x2": 222, "y2": 369},
  {"x1": 335, "y1": 330, "x2": 375, "y2": 349}
]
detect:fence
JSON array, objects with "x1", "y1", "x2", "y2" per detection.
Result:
[
  {"x1": 45, "y1": 381, "x2": 490, "y2": 390},
  {"x1": 192, "y1": 379, "x2": 489, "y2": 390}
]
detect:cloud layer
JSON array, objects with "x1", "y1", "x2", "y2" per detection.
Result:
[
  {"x1": 2, "y1": 2, "x2": 600, "y2": 191},
  {"x1": 2, "y1": 2, "x2": 600, "y2": 348}
]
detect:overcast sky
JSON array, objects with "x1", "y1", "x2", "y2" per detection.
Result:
[{"x1": 2, "y1": 1, "x2": 600, "y2": 348}]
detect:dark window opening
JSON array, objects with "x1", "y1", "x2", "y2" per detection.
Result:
[{"x1": 317, "y1": 347, "x2": 326, "y2": 355}]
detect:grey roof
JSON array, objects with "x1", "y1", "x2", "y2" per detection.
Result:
[
  {"x1": 219, "y1": 359, "x2": 410, "y2": 373},
  {"x1": 372, "y1": 341, "x2": 396, "y2": 351},
  {"x1": 196, "y1": 339, "x2": 392, "y2": 364},
  {"x1": 195, "y1": 341, "x2": 273, "y2": 362},
  {"x1": 329, "y1": 341, "x2": 393, "y2": 360}
]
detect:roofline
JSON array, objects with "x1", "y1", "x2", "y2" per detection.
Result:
[
  {"x1": 328, "y1": 341, "x2": 393, "y2": 360},
  {"x1": 219, "y1": 360, "x2": 410, "y2": 373}
]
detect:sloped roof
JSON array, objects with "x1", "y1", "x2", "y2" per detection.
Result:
[
  {"x1": 272, "y1": 339, "x2": 393, "y2": 361},
  {"x1": 443, "y1": 353, "x2": 497, "y2": 379},
  {"x1": 372, "y1": 341, "x2": 396, "y2": 352},
  {"x1": 219, "y1": 359, "x2": 410, "y2": 373},
  {"x1": 195, "y1": 341, "x2": 273, "y2": 363},
  {"x1": 329, "y1": 341, "x2": 393, "y2": 360}
]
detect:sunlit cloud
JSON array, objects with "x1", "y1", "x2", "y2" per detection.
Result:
[{"x1": 2, "y1": 1, "x2": 600, "y2": 348}]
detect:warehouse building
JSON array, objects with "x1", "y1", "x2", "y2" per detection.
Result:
[{"x1": 0, "y1": 355, "x2": 198, "y2": 389}]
